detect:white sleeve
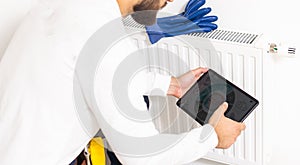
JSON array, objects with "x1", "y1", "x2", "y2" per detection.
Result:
[
  {"x1": 96, "y1": 68, "x2": 218, "y2": 164},
  {"x1": 129, "y1": 71, "x2": 171, "y2": 97},
  {"x1": 114, "y1": 125, "x2": 218, "y2": 165},
  {"x1": 144, "y1": 72, "x2": 171, "y2": 96},
  {"x1": 94, "y1": 36, "x2": 218, "y2": 165}
]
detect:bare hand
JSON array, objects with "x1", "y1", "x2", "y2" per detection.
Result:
[
  {"x1": 167, "y1": 67, "x2": 208, "y2": 98},
  {"x1": 209, "y1": 102, "x2": 246, "y2": 149}
]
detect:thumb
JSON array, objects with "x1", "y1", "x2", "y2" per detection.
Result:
[
  {"x1": 217, "y1": 102, "x2": 228, "y2": 115},
  {"x1": 208, "y1": 102, "x2": 228, "y2": 127}
]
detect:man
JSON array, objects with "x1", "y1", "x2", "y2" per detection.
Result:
[{"x1": 0, "y1": 0, "x2": 245, "y2": 164}]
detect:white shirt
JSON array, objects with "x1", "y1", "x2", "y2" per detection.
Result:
[{"x1": 0, "y1": 0, "x2": 218, "y2": 164}]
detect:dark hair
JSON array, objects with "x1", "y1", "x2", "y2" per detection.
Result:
[
  {"x1": 133, "y1": 0, "x2": 161, "y2": 11},
  {"x1": 131, "y1": 0, "x2": 161, "y2": 26}
]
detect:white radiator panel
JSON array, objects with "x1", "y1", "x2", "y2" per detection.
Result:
[{"x1": 127, "y1": 29, "x2": 263, "y2": 165}]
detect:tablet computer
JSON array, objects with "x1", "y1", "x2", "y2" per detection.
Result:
[{"x1": 176, "y1": 69, "x2": 259, "y2": 125}]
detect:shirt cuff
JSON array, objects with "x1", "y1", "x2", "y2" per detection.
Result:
[
  {"x1": 199, "y1": 124, "x2": 218, "y2": 148},
  {"x1": 145, "y1": 73, "x2": 171, "y2": 96}
]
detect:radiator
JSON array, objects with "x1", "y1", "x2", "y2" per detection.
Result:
[{"x1": 123, "y1": 17, "x2": 264, "y2": 165}]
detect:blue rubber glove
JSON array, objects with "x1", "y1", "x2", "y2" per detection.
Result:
[{"x1": 146, "y1": 0, "x2": 218, "y2": 44}]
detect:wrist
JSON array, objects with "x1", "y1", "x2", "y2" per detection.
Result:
[{"x1": 167, "y1": 77, "x2": 181, "y2": 98}]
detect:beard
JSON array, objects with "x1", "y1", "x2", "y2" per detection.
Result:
[{"x1": 131, "y1": 0, "x2": 164, "y2": 26}]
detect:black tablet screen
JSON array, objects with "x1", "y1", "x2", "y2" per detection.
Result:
[{"x1": 176, "y1": 69, "x2": 259, "y2": 125}]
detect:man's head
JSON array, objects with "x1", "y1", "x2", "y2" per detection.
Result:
[{"x1": 117, "y1": 0, "x2": 174, "y2": 25}]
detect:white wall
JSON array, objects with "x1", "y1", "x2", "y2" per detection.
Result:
[
  {"x1": 1, "y1": 0, "x2": 299, "y2": 164},
  {"x1": 209, "y1": 1, "x2": 300, "y2": 164},
  {"x1": 164, "y1": 0, "x2": 300, "y2": 164}
]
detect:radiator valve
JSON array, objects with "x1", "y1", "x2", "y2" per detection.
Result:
[{"x1": 268, "y1": 43, "x2": 296, "y2": 57}]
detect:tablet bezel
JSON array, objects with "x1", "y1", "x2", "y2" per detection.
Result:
[{"x1": 176, "y1": 69, "x2": 259, "y2": 125}]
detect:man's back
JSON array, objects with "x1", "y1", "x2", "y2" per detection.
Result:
[{"x1": 0, "y1": 0, "x2": 120, "y2": 164}]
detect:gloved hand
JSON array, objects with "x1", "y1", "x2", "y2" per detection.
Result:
[{"x1": 146, "y1": 0, "x2": 218, "y2": 44}]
